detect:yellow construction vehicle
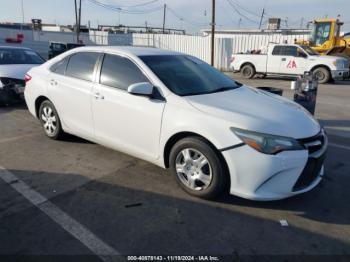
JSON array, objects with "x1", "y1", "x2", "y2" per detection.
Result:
[{"x1": 297, "y1": 18, "x2": 350, "y2": 62}]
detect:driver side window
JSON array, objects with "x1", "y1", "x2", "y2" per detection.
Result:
[
  {"x1": 297, "y1": 48, "x2": 307, "y2": 58},
  {"x1": 100, "y1": 54, "x2": 148, "y2": 91}
]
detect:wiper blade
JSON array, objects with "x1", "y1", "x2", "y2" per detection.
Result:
[
  {"x1": 182, "y1": 85, "x2": 240, "y2": 97},
  {"x1": 207, "y1": 86, "x2": 236, "y2": 94}
]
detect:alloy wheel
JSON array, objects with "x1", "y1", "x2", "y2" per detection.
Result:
[
  {"x1": 41, "y1": 106, "x2": 57, "y2": 136},
  {"x1": 175, "y1": 148, "x2": 213, "y2": 191}
]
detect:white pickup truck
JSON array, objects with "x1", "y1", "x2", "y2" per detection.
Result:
[{"x1": 230, "y1": 44, "x2": 349, "y2": 83}]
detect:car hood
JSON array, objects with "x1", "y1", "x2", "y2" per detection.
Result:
[
  {"x1": 0, "y1": 64, "x2": 37, "y2": 80},
  {"x1": 309, "y1": 55, "x2": 344, "y2": 63},
  {"x1": 186, "y1": 86, "x2": 321, "y2": 139}
]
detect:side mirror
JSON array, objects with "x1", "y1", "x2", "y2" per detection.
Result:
[
  {"x1": 297, "y1": 52, "x2": 308, "y2": 58},
  {"x1": 127, "y1": 82, "x2": 154, "y2": 96}
]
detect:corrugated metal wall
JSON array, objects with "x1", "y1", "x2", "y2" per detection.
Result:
[{"x1": 132, "y1": 32, "x2": 310, "y2": 71}]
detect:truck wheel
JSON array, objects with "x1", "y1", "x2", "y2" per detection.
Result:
[
  {"x1": 241, "y1": 64, "x2": 256, "y2": 79},
  {"x1": 313, "y1": 67, "x2": 330, "y2": 84}
]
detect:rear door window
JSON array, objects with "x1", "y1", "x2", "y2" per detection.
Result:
[
  {"x1": 100, "y1": 54, "x2": 148, "y2": 90},
  {"x1": 66, "y1": 52, "x2": 99, "y2": 82},
  {"x1": 50, "y1": 58, "x2": 68, "y2": 75}
]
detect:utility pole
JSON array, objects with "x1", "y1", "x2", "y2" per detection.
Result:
[
  {"x1": 211, "y1": 0, "x2": 215, "y2": 66},
  {"x1": 238, "y1": 18, "x2": 242, "y2": 29},
  {"x1": 20, "y1": 0, "x2": 24, "y2": 32},
  {"x1": 74, "y1": 0, "x2": 79, "y2": 43},
  {"x1": 300, "y1": 17, "x2": 304, "y2": 29},
  {"x1": 259, "y1": 8, "x2": 265, "y2": 30},
  {"x1": 162, "y1": 4, "x2": 167, "y2": 34},
  {"x1": 78, "y1": 0, "x2": 82, "y2": 43}
]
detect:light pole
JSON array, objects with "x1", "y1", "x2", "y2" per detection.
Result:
[
  {"x1": 211, "y1": 0, "x2": 216, "y2": 66},
  {"x1": 20, "y1": 0, "x2": 25, "y2": 32},
  {"x1": 162, "y1": 4, "x2": 167, "y2": 33}
]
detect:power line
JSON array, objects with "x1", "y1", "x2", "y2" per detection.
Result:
[
  {"x1": 230, "y1": 0, "x2": 261, "y2": 18},
  {"x1": 94, "y1": 0, "x2": 159, "y2": 9},
  {"x1": 226, "y1": 0, "x2": 260, "y2": 25},
  {"x1": 216, "y1": 0, "x2": 237, "y2": 26},
  {"x1": 86, "y1": 0, "x2": 163, "y2": 14},
  {"x1": 123, "y1": 0, "x2": 159, "y2": 8},
  {"x1": 167, "y1": 7, "x2": 208, "y2": 28},
  {"x1": 231, "y1": 0, "x2": 278, "y2": 20}
]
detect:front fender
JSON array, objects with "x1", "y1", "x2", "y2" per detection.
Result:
[{"x1": 159, "y1": 101, "x2": 242, "y2": 166}]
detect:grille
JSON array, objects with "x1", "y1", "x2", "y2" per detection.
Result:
[
  {"x1": 293, "y1": 131, "x2": 327, "y2": 191},
  {"x1": 293, "y1": 152, "x2": 326, "y2": 191},
  {"x1": 298, "y1": 131, "x2": 325, "y2": 154}
]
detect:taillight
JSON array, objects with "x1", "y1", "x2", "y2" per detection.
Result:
[
  {"x1": 24, "y1": 74, "x2": 32, "y2": 83},
  {"x1": 230, "y1": 56, "x2": 235, "y2": 62}
]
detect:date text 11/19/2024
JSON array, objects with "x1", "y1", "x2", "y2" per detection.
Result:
[{"x1": 127, "y1": 256, "x2": 220, "y2": 261}]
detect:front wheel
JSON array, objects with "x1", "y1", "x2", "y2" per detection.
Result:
[
  {"x1": 169, "y1": 137, "x2": 228, "y2": 199},
  {"x1": 39, "y1": 100, "x2": 64, "y2": 140},
  {"x1": 313, "y1": 67, "x2": 331, "y2": 84}
]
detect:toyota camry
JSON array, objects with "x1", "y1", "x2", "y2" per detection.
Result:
[{"x1": 24, "y1": 46, "x2": 327, "y2": 200}]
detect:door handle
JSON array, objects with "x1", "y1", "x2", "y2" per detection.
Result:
[
  {"x1": 281, "y1": 58, "x2": 286, "y2": 61},
  {"x1": 50, "y1": 79, "x2": 58, "y2": 86},
  {"x1": 94, "y1": 92, "x2": 104, "y2": 100}
]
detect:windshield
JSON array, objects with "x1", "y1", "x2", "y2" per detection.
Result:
[
  {"x1": 0, "y1": 48, "x2": 45, "y2": 65},
  {"x1": 50, "y1": 43, "x2": 67, "y2": 52},
  {"x1": 309, "y1": 22, "x2": 331, "y2": 46},
  {"x1": 301, "y1": 45, "x2": 319, "y2": 56},
  {"x1": 140, "y1": 55, "x2": 242, "y2": 96}
]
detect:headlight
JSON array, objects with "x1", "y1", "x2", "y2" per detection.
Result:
[
  {"x1": 0, "y1": 79, "x2": 3, "y2": 89},
  {"x1": 231, "y1": 127, "x2": 304, "y2": 155},
  {"x1": 333, "y1": 60, "x2": 346, "y2": 69}
]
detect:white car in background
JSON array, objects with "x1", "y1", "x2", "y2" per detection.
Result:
[
  {"x1": 0, "y1": 46, "x2": 45, "y2": 105},
  {"x1": 24, "y1": 46, "x2": 327, "y2": 201}
]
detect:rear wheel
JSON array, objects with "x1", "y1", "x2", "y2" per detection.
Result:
[
  {"x1": 39, "y1": 100, "x2": 64, "y2": 140},
  {"x1": 169, "y1": 137, "x2": 228, "y2": 199},
  {"x1": 241, "y1": 64, "x2": 256, "y2": 79},
  {"x1": 313, "y1": 67, "x2": 331, "y2": 84}
]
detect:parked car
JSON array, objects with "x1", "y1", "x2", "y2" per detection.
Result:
[
  {"x1": 0, "y1": 46, "x2": 45, "y2": 106},
  {"x1": 48, "y1": 42, "x2": 85, "y2": 59},
  {"x1": 230, "y1": 43, "x2": 349, "y2": 83},
  {"x1": 24, "y1": 46, "x2": 327, "y2": 200}
]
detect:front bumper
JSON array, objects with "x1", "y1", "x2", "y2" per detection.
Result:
[
  {"x1": 331, "y1": 69, "x2": 349, "y2": 79},
  {"x1": 0, "y1": 78, "x2": 25, "y2": 104},
  {"x1": 222, "y1": 131, "x2": 327, "y2": 201}
]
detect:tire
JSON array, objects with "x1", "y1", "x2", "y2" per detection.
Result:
[
  {"x1": 313, "y1": 67, "x2": 331, "y2": 84},
  {"x1": 169, "y1": 137, "x2": 228, "y2": 199},
  {"x1": 39, "y1": 100, "x2": 64, "y2": 140},
  {"x1": 241, "y1": 64, "x2": 256, "y2": 79}
]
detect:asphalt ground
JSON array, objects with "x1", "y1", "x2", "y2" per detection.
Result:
[{"x1": 0, "y1": 75, "x2": 349, "y2": 262}]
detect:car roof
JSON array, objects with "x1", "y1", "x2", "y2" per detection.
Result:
[
  {"x1": 72, "y1": 46, "x2": 183, "y2": 57},
  {"x1": 0, "y1": 46, "x2": 32, "y2": 50}
]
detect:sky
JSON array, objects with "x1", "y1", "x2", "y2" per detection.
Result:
[{"x1": 1, "y1": 0, "x2": 350, "y2": 34}]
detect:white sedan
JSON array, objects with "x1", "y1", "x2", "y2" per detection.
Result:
[{"x1": 24, "y1": 46, "x2": 327, "y2": 200}]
